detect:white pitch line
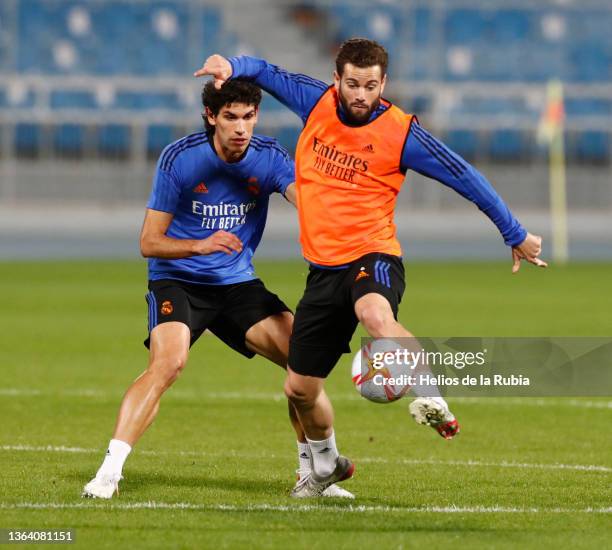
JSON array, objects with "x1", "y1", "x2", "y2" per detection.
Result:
[
  {"x1": 1, "y1": 388, "x2": 611, "y2": 409},
  {"x1": 2, "y1": 445, "x2": 610, "y2": 473},
  {"x1": 357, "y1": 457, "x2": 612, "y2": 473},
  {"x1": 0, "y1": 444, "x2": 97, "y2": 454},
  {"x1": 451, "y1": 397, "x2": 612, "y2": 409},
  {"x1": 0, "y1": 502, "x2": 610, "y2": 514}
]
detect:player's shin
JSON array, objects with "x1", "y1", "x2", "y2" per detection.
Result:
[
  {"x1": 285, "y1": 373, "x2": 339, "y2": 478},
  {"x1": 284, "y1": 372, "x2": 334, "y2": 440},
  {"x1": 288, "y1": 400, "x2": 306, "y2": 442}
]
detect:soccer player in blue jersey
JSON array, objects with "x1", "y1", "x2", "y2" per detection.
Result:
[
  {"x1": 83, "y1": 80, "x2": 352, "y2": 499},
  {"x1": 196, "y1": 39, "x2": 547, "y2": 498}
]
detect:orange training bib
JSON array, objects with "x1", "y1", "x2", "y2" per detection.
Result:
[{"x1": 295, "y1": 87, "x2": 415, "y2": 266}]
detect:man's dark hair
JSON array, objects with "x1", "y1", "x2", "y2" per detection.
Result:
[
  {"x1": 201, "y1": 80, "x2": 262, "y2": 133},
  {"x1": 335, "y1": 38, "x2": 388, "y2": 77}
]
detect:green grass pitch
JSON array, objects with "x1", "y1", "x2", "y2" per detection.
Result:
[{"x1": 0, "y1": 260, "x2": 610, "y2": 549}]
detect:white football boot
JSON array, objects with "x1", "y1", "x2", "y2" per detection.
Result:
[
  {"x1": 294, "y1": 470, "x2": 355, "y2": 499},
  {"x1": 290, "y1": 455, "x2": 355, "y2": 498},
  {"x1": 82, "y1": 473, "x2": 122, "y2": 499},
  {"x1": 321, "y1": 481, "x2": 355, "y2": 499},
  {"x1": 409, "y1": 397, "x2": 460, "y2": 440}
]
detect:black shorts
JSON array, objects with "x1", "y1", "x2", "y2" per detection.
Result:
[
  {"x1": 288, "y1": 252, "x2": 405, "y2": 378},
  {"x1": 145, "y1": 278, "x2": 291, "y2": 358}
]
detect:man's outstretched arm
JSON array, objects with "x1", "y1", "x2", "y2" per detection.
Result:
[
  {"x1": 195, "y1": 55, "x2": 327, "y2": 123},
  {"x1": 402, "y1": 123, "x2": 547, "y2": 272}
]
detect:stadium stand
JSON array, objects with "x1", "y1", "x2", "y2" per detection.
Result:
[{"x1": 0, "y1": 0, "x2": 609, "y2": 163}]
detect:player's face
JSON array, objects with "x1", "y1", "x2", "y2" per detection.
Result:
[
  {"x1": 207, "y1": 103, "x2": 258, "y2": 162},
  {"x1": 334, "y1": 63, "x2": 387, "y2": 124}
]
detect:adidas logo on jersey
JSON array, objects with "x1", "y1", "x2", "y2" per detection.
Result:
[
  {"x1": 193, "y1": 182, "x2": 208, "y2": 193},
  {"x1": 362, "y1": 144, "x2": 375, "y2": 153}
]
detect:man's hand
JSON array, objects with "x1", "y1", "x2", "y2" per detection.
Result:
[
  {"x1": 194, "y1": 54, "x2": 232, "y2": 89},
  {"x1": 196, "y1": 230, "x2": 243, "y2": 255},
  {"x1": 512, "y1": 232, "x2": 548, "y2": 273}
]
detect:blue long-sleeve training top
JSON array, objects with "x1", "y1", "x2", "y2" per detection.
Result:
[{"x1": 228, "y1": 56, "x2": 527, "y2": 247}]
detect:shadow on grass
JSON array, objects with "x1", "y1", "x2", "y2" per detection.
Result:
[{"x1": 67, "y1": 468, "x2": 289, "y2": 496}]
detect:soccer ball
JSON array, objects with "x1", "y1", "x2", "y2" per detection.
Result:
[{"x1": 351, "y1": 339, "x2": 412, "y2": 403}]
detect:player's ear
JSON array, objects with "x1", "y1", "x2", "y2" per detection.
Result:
[
  {"x1": 380, "y1": 73, "x2": 387, "y2": 94},
  {"x1": 333, "y1": 70, "x2": 341, "y2": 92},
  {"x1": 205, "y1": 107, "x2": 216, "y2": 127}
]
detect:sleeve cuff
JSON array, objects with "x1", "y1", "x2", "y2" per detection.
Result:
[
  {"x1": 504, "y1": 226, "x2": 527, "y2": 248},
  {"x1": 227, "y1": 56, "x2": 240, "y2": 79}
]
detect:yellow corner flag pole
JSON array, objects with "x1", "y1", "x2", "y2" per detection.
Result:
[{"x1": 538, "y1": 80, "x2": 569, "y2": 264}]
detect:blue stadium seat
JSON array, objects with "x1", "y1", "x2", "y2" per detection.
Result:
[
  {"x1": 14, "y1": 123, "x2": 41, "y2": 156},
  {"x1": 274, "y1": 126, "x2": 300, "y2": 155},
  {"x1": 97, "y1": 124, "x2": 130, "y2": 157},
  {"x1": 260, "y1": 95, "x2": 286, "y2": 112},
  {"x1": 444, "y1": 130, "x2": 479, "y2": 161},
  {"x1": 50, "y1": 90, "x2": 97, "y2": 109},
  {"x1": 569, "y1": 43, "x2": 611, "y2": 82},
  {"x1": 17, "y1": 0, "x2": 56, "y2": 72},
  {"x1": 413, "y1": 7, "x2": 432, "y2": 45},
  {"x1": 54, "y1": 123, "x2": 84, "y2": 156},
  {"x1": 0, "y1": 2, "x2": 12, "y2": 71},
  {"x1": 565, "y1": 98, "x2": 611, "y2": 117},
  {"x1": 491, "y1": 10, "x2": 530, "y2": 42},
  {"x1": 459, "y1": 97, "x2": 528, "y2": 116},
  {"x1": 488, "y1": 129, "x2": 526, "y2": 161},
  {"x1": 147, "y1": 124, "x2": 175, "y2": 158},
  {"x1": 405, "y1": 95, "x2": 430, "y2": 116},
  {"x1": 445, "y1": 10, "x2": 485, "y2": 44},
  {"x1": 574, "y1": 131, "x2": 610, "y2": 163},
  {"x1": 201, "y1": 7, "x2": 222, "y2": 54},
  {"x1": 114, "y1": 91, "x2": 181, "y2": 110}
]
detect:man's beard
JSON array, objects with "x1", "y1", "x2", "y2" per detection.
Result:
[{"x1": 338, "y1": 89, "x2": 381, "y2": 124}]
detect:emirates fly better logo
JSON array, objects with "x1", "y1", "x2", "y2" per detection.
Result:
[
  {"x1": 192, "y1": 199, "x2": 257, "y2": 230},
  {"x1": 312, "y1": 137, "x2": 369, "y2": 184}
]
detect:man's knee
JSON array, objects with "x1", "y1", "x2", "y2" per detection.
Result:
[
  {"x1": 357, "y1": 305, "x2": 393, "y2": 336},
  {"x1": 148, "y1": 354, "x2": 187, "y2": 389},
  {"x1": 284, "y1": 371, "x2": 320, "y2": 407}
]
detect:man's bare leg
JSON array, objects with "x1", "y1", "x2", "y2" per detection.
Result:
[
  {"x1": 83, "y1": 322, "x2": 190, "y2": 498},
  {"x1": 245, "y1": 312, "x2": 305, "y2": 441},
  {"x1": 246, "y1": 313, "x2": 353, "y2": 497},
  {"x1": 113, "y1": 322, "x2": 190, "y2": 444},
  {"x1": 354, "y1": 293, "x2": 459, "y2": 439}
]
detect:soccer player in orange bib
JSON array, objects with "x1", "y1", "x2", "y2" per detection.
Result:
[{"x1": 196, "y1": 38, "x2": 547, "y2": 498}]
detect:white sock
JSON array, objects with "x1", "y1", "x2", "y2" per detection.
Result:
[
  {"x1": 307, "y1": 432, "x2": 339, "y2": 479},
  {"x1": 97, "y1": 439, "x2": 132, "y2": 478},
  {"x1": 297, "y1": 441, "x2": 311, "y2": 479}
]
